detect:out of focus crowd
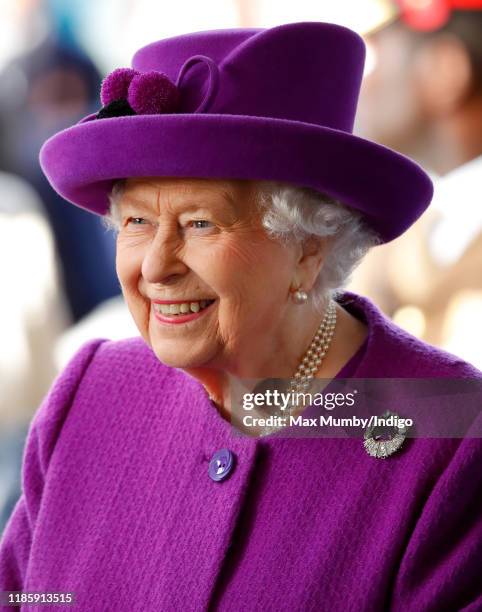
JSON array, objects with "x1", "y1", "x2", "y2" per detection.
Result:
[
  {"x1": 351, "y1": 0, "x2": 482, "y2": 369},
  {"x1": 1, "y1": 0, "x2": 481, "y2": 531},
  {"x1": 0, "y1": 0, "x2": 135, "y2": 530}
]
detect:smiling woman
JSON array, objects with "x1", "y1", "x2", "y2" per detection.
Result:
[
  {"x1": 104, "y1": 176, "x2": 377, "y2": 411},
  {"x1": 1, "y1": 21, "x2": 481, "y2": 612}
]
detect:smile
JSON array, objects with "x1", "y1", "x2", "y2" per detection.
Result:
[{"x1": 152, "y1": 299, "x2": 216, "y2": 325}]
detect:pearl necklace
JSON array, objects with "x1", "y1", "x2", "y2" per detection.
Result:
[
  {"x1": 256, "y1": 300, "x2": 337, "y2": 435},
  {"x1": 289, "y1": 299, "x2": 337, "y2": 394},
  {"x1": 209, "y1": 300, "x2": 338, "y2": 433}
]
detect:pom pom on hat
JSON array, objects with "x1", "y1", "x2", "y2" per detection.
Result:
[
  {"x1": 128, "y1": 71, "x2": 180, "y2": 114},
  {"x1": 97, "y1": 67, "x2": 180, "y2": 119},
  {"x1": 100, "y1": 68, "x2": 139, "y2": 106}
]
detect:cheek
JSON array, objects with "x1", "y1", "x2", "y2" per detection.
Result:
[
  {"x1": 115, "y1": 243, "x2": 150, "y2": 330},
  {"x1": 116, "y1": 242, "x2": 141, "y2": 293},
  {"x1": 193, "y1": 234, "x2": 294, "y2": 309}
]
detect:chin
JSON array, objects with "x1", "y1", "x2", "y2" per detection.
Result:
[{"x1": 150, "y1": 341, "x2": 217, "y2": 370}]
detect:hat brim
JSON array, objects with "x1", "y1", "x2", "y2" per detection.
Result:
[{"x1": 39, "y1": 113, "x2": 433, "y2": 243}]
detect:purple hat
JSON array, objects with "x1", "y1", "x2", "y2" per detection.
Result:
[{"x1": 39, "y1": 21, "x2": 433, "y2": 243}]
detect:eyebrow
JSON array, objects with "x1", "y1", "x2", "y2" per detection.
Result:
[{"x1": 119, "y1": 189, "x2": 236, "y2": 214}]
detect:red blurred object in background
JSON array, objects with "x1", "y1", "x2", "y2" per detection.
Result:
[{"x1": 396, "y1": 0, "x2": 482, "y2": 31}]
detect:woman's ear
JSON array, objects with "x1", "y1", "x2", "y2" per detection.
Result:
[{"x1": 295, "y1": 236, "x2": 331, "y2": 291}]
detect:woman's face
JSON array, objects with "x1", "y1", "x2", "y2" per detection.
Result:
[{"x1": 115, "y1": 177, "x2": 301, "y2": 371}]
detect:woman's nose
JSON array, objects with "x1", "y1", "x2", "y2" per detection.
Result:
[{"x1": 141, "y1": 224, "x2": 188, "y2": 284}]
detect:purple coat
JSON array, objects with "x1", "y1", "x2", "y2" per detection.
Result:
[{"x1": 1, "y1": 291, "x2": 481, "y2": 611}]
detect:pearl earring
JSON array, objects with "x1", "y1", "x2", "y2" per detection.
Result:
[{"x1": 292, "y1": 288, "x2": 308, "y2": 304}]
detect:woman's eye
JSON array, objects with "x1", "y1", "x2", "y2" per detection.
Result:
[
  {"x1": 127, "y1": 217, "x2": 148, "y2": 226},
  {"x1": 190, "y1": 220, "x2": 213, "y2": 229}
]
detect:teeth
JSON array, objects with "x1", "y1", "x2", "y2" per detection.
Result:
[{"x1": 154, "y1": 300, "x2": 213, "y2": 316}]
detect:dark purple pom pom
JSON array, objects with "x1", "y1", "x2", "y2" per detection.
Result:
[
  {"x1": 128, "y1": 71, "x2": 179, "y2": 115},
  {"x1": 100, "y1": 68, "x2": 139, "y2": 106}
]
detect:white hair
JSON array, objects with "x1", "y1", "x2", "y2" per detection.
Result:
[{"x1": 103, "y1": 178, "x2": 381, "y2": 313}]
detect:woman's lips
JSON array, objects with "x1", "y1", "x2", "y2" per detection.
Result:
[{"x1": 152, "y1": 299, "x2": 216, "y2": 325}]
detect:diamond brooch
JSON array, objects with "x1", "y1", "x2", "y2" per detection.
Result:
[{"x1": 364, "y1": 410, "x2": 409, "y2": 459}]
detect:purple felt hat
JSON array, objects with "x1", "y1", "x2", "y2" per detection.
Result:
[{"x1": 39, "y1": 21, "x2": 433, "y2": 243}]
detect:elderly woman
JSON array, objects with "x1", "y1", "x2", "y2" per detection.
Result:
[{"x1": 1, "y1": 21, "x2": 481, "y2": 612}]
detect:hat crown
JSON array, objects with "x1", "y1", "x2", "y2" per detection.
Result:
[{"x1": 132, "y1": 22, "x2": 366, "y2": 133}]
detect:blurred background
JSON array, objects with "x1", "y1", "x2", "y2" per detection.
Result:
[{"x1": 1, "y1": 0, "x2": 481, "y2": 531}]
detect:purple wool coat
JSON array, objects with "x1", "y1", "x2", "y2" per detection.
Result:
[{"x1": 1, "y1": 291, "x2": 481, "y2": 611}]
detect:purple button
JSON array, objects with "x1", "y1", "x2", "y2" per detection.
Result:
[{"x1": 208, "y1": 448, "x2": 235, "y2": 482}]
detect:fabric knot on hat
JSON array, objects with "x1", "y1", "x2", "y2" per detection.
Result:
[{"x1": 96, "y1": 67, "x2": 180, "y2": 119}]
